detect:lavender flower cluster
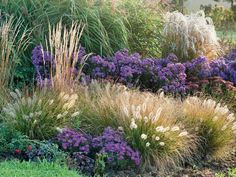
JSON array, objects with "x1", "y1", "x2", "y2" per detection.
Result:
[
  {"x1": 55, "y1": 127, "x2": 140, "y2": 173},
  {"x1": 32, "y1": 45, "x2": 236, "y2": 94},
  {"x1": 84, "y1": 50, "x2": 187, "y2": 94},
  {"x1": 55, "y1": 129, "x2": 90, "y2": 154},
  {"x1": 32, "y1": 45, "x2": 86, "y2": 87},
  {"x1": 92, "y1": 127, "x2": 141, "y2": 167},
  {"x1": 32, "y1": 46, "x2": 54, "y2": 87}
]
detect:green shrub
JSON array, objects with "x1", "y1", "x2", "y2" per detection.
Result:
[
  {"x1": 0, "y1": 160, "x2": 81, "y2": 177},
  {"x1": 182, "y1": 97, "x2": 236, "y2": 160},
  {"x1": 0, "y1": 89, "x2": 80, "y2": 140},
  {"x1": 201, "y1": 5, "x2": 235, "y2": 30},
  {"x1": 0, "y1": 123, "x2": 66, "y2": 164},
  {"x1": 0, "y1": 123, "x2": 29, "y2": 153}
]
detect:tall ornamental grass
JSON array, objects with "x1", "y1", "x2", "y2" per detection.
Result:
[
  {"x1": 77, "y1": 82, "x2": 197, "y2": 172},
  {"x1": 163, "y1": 11, "x2": 222, "y2": 61},
  {"x1": 0, "y1": 16, "x2": 30, "y2": 108},
  {"x1": 0, "y1": 0, "x2": 128, "y2": 56},
  {"x1": 45, "y1": 20, "x2": 90, "y2": 91}
]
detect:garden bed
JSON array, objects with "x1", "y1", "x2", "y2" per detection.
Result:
[{"x1": 0, "y1": 1, "x2": 236, "y2": 176}]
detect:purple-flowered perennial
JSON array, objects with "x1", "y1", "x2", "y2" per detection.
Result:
[
  {"x1": 92, "y1": 127, "x2": 141, "y2": 166},
  {"x1": 56, "y1": 128, "x2": 90, "y2": 154},
  {"x1": 55, "y1": 127, "x2": 141, "y2": 173},
  {"x1": 32, "y1": 45, "x2": 236, "y2": 94}
]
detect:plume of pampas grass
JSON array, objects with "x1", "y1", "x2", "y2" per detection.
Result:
[{"x1": 163, "y1": 11, "x2": 222, "y2": 61}]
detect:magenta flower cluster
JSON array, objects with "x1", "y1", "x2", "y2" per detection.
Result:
[{"x1": 55, "y1": 127, "x2": 141, "y2": 173}]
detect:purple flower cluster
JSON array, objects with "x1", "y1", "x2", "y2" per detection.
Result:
[
  {"x1": 84, "y1": 49, "x2": 187, "y2": 94},
  {"x1": 184, "y1": 55, "x2": 236, "y2": 86},
  {"x1": 92, "y1": 127, "x2": 141, "y2": 166},
  {"x1": 56, "y1": 129, "x2": 90, "y2": 154},
  {"x1": 55, "y1": 127, "x2": 141, "y2": 173},
  {"x1": 32, "y1": 45, "x2": 236, "y2": 95},
  {"x1": 32, "y1": 45, "x2": 54, "y2": 86},
  {"x1": 32, "y1": 45, "x2": 87, "y2": 87}
]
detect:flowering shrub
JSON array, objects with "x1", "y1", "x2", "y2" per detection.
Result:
[
  {"x1": 33, "y1": 46, "x2": 188, "y2": 94},
  {"x1": 182, "y1": 97, "x2": 236, "y2": 160},
  {"x1": 55, "y1": 127, "x2": 140, "y2": 174},
  {"x1": 0, "y1": 89, "x2": 80, "y2": 140}
]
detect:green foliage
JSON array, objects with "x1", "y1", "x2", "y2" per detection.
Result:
[
  {"x1": 94, "y1": 153, "x2": 107, "y2": 176},
  {"x1": 201, "y1": 5, "x2": 235, "y2": 30},
  {"x1": 0, "y1": 123, "x2": 66, "y2": 164},
  {"x1": 0, "y1": 89, "x2": 80, "y2": 140},
  {"x1": 216, "y1": 168, "x2": 236, "y2": 177},
  {"x1": 0, "y1": 123, "x2": 37, "y2": 154},
  {"x1": 118, "y1": 0, "x2": 164, "y2": 57},
  {"x1": 0, "y1": 160, "x2": 81, "y2": 177},
  {"x1": 0, "y1": 0, "x2": 129, "y2": 87}
]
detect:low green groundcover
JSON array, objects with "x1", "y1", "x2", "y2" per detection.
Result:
[
  {"x1": 0, "y1": 160, "x2": 82, "y2": 177},
  {"x1": 216, "y1": 168, "x2": 236, "y2": 177}
]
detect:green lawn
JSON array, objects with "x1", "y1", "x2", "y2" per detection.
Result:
[
  {"x1": 216, "y1": 168, "x2": 236, "y2": 177},
  {"x1": 0, "y1": 160, "x2": 83, "y2": 177}
]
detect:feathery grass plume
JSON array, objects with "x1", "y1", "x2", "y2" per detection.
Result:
[
  {"x1": 77, "y1": 82, "x2": 197, "y2": 172},
  {"x1": 0, "y1": 89, "x2": 80, "y2": 140},
  {"x1": 45, "y1": 20, "x2": 90, "y2": 91},
  {"x1": 0, "y1": 16, "x2": 30, "y2": 108},
  {"x1": 163, "y1": 11, "x2": 222, "y2": 61},
  {"x1": 181, "y1": 96, "x2": 236, "y2": 160}
]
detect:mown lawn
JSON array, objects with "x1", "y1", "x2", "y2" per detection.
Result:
[{"x1": 0, "y1": 160, "x2": 82, "y2": 177}]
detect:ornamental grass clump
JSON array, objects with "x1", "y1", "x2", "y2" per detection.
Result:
[
  {"x1": 0, "y1": 16, "x2": 30, "y2": 108},
  {"x1": 182, "y1": 97, "x2": 236, "y2": 160},
  {"x1": 78, "y1": 82, "x2": 197, "y2": 171},
  {"x1": 0, "y1": 89, "x2": 80, "y2": 140},
  {"x1": 163, "y1": 11, "x2": 222, "y2": 61},
  {"x1": 44, "y1": 20, "x2": 90, "y2": 91}
]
